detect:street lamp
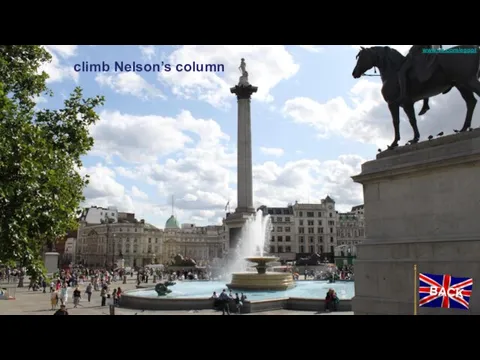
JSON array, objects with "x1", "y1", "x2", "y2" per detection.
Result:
[{"x1": 111, "y1": 233, "x2": 116, "y2": 267}]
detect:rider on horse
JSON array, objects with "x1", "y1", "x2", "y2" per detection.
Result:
[{"x1": 397, "y1": 45, "x2": 443, "y2": 105}]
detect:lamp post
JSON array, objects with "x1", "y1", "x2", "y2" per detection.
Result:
[
  {"x1": 104, "y1": 214, "x2": 110, "y2": 267},
  {"x1": 111, "y1": 233, "x2": 116, "y2": 267}
]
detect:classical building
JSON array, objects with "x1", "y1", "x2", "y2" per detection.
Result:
[
  {"x1": 258, "y1": 196, "x2": 339, "y2": 262},
  {"x1": 76, "y1": 211, "x2": 162, "y2": 267},
  {"x1": 336, "y1": 205, "x2": 365, "y2": 256},
  {"x1": 161, "y1": 215, "x2": 227, "y2": 265},
  {"x1": 75, "y1": 208, "x2": 228, "y2": 267}
]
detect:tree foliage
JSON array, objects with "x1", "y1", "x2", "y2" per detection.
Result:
[{"x1": 0, "y1": 45, "x2": 104, "y2": 278}]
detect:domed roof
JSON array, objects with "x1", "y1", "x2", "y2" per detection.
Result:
[{"x1": 165, "y1": 215, "x2": 180, "y2": 229}]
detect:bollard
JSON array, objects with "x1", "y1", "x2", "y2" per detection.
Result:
[
  {"x1": 109, "y1": 304, "x2": 115, "y2": 315},
  {"x1": 153, "y1": 275, "x2": 157, "y2": 283},
  {"x1": 123, "y1": 275, "x2": 127, "y2": 284}
]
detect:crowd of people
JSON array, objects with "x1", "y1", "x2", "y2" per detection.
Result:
[
  {"x1": 210, "y1": 289, "x2": 247, "y2": 315},
  {"x1": 46, "y1": 267, "x2": 125, "y2": 311}
]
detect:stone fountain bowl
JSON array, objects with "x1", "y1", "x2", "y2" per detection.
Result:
[
  {"x1": 227, "y1": 255, "x2": 295, "y2": 291},
  {"x1": 245, "y1": 256, "x2": 279, "y2": 264}
]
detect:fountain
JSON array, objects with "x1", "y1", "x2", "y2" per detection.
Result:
[
  {"x1": 227, "y1": 256, "x2": 295, "y2": 291},
  {"x1": 225, "y1": 210, "x2": 296, "y2": 291}
]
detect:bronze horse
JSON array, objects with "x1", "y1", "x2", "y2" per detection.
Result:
[{"x1": 352, "y1": 46, "x2": 480, "y2": 149}]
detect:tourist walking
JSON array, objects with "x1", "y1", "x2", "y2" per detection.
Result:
[
  {"x1": 50, "y1": 290, "x2": 59, "y2": 310},
  {"x1": 59, "y1": 284, "x2": 68, "y2": 306},
  {"x1": 73, "y1": 286, "x2": 81, "y2": 308},
  {"x1": 100, "y1": 286, "x2": 107, "y2": 306},
  {"x1": 85, "y1": 283, "x2": 93, "y2": 302}
]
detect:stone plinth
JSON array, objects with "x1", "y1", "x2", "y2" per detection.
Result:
[
  {"x1": 44, "y1": 252, "x2": 59, "y2": 275},
  {"x1": 225, "y1": 211, "x2": 253, "y2": 251},
  {"x1": 352, "y1": 129, "x2": 480, "y2": 315}
]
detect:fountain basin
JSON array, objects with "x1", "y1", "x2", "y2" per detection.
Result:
[
  {"x1": 227, "y1": 272, "x2": 295, "y2": 291},
  {"x1": 226, "y1": 255, "x2": 296, "y2": 290},
  {"x1": 120, "y1": 281, "x2": 355, "y2": 313}
]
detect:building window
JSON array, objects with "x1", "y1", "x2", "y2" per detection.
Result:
[
  {"x1": 277, "y1": 217, "x2": 282, "y2": 222},
  {"x1": 285, "y1": 217, "x2": 290, "y2": 222},
  {"x1": 330, "y1": 237, "x2": 334, "y2": 243},
  {"x1": 307, "y1": 212, "x2": 314, "y2": 217},
  {"x1": 300, "y1": 245, "x2": 304, "y2": 253},
  {"x1": 286, "y1": 236, "x2": 291, "y2": 242},
  {"x1": 308, "y1": 228, "x2": 314, "y2": 234},
  {"x1": 286, "y1": 246, "x2": 291, "y2": 252},
  {"x1": 307, "y1": 220, "x2": 314, "y2": 226},
  {"x1": 299, "y1": 236, "x2": 304, "y2": 243},
  {"x1": 299, "y1": 211, "x2": 303, "y2": 217},
  {"x1": 299, "y1": 220, "x2": 304, "y2": 226},
  {"x1": 309, "y1": 236, "x2": 314, "y2": 243},
  {"x1": 318, "y1": 212, "x2": 322, "y2": 217},
  {"x1": 285, "y1": 227, "x2": 291, "y2": 232},
  {"x1": 277, "y1": 236, "x2": 283, "y2": 242},
  {"x1": 299, "y1": 227, "x2": 305, "y2": 234},
  {"x1": 309, "y1": 245, "x2": 314, "y2": 253},
  {"x1": 277, "y1": 227, "x2": 283, "y2": 232},
  {"x1": 278, "y1": 246, "x2": 283, "y2": 253},
  {"x1": 270, "y1": 246, "x2": 275, "y2": 253}
]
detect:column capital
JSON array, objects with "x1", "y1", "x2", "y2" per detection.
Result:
[{"x1": 230, "y1": 84, "x2": 258, "y2": 100}]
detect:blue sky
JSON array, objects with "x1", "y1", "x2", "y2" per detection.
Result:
[{"x1": 38, "y1": 45, "x2": 468, "y2": 228}]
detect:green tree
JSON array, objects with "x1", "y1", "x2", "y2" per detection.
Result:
[{"x1": 0, "y1": 45, "x2": 105, "y2": 284}]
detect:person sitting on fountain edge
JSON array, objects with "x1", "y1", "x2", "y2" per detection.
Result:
[{"x1": 324, "y1": 289, "x2": 339, "y2": 312}]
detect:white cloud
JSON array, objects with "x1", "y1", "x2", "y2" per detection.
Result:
[
  {"x1": 298, "y1": 45, "x2": 324, "y2": 53},
  {"x1": 83, "y1": 106, "x2": 365, "y2": 226},
  {"x1": 45, "y1": 45, "x2": 78, "y2": 58},
  {"x1": 158, "y1": 45, "x2": 300, "y2": 108},
  {"x1": 260, "y1": 147, "x2": 284, "y2": 157},
  {"x1": 95, "y1": 72, "x2": 165, "y2": 100},
  {"x1": 139, "y1": 45, "x2": 157, "y2": 60},
  {"x1": 131, "y1": 186, "x2": 148, "y2": 200},
  {"x1": 40, "y1": 45, "x2": 79, "y2": 83}
]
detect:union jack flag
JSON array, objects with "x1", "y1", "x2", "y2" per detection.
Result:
[{"x1": 419, "y1": 273, "x2": 474, "y2": 310}]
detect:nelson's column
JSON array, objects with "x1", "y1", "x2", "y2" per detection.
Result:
[{"x1": 225, "y1": 58, "x2": 258, "y2": 253}]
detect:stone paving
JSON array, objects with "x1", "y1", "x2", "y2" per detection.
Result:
[{"x1": 0, "y1": 279, "x2": 353, "y2": 315}]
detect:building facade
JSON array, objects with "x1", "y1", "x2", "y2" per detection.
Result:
[
  {"x1": 76, "y1": 214, "x2": 163, "y2": 268},
  {"x1": 257, "y1": 196, "x2": 339, "y2": 262},
  {"x1": 80, "y1": 206, "x2": 118, "y2": 224},
  {"x1": 75, "y1": 208, "x2": 227, "y2": 267},
  {"x1": 162, "y1": 218, "x2": 227, "y2": 264},
  {"x1": 336, "y1": 205, "x2": 365, "y2": 256}
]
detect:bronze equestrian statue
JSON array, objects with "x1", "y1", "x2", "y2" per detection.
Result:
[
  {"x1": 398, "y1": 45, "x2": 443, "y2": 114},
  {"x1": 352, "y1": 45, "x2": 480, "y2": 149}
]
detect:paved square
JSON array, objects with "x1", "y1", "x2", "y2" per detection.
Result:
[{"x1": 0, "y1": 279, "x2": 353, "y2": 315}]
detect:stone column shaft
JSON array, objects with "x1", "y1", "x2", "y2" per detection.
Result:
[{"x1": 230, "y1": 84, "x2": 258, "y2": 214}]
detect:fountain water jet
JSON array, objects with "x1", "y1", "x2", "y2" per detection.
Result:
[{"x1": 226, "y1": 210, "x2": 296, "y2": 291}]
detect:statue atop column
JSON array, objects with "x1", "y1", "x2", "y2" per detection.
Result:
[{"x1": 238, "y1": 58, "x2": 249, "y2": 86}]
